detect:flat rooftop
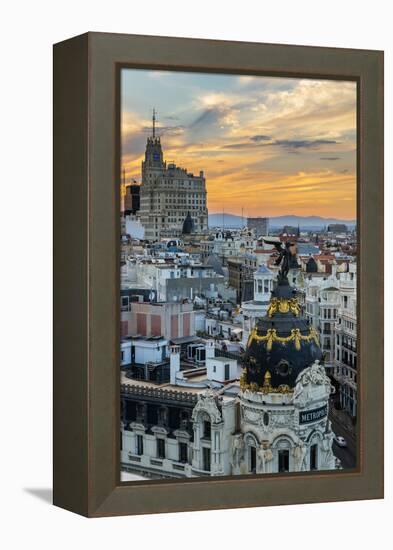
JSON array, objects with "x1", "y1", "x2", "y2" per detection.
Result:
[{"x1": 207, "y1": 356, "x2": 237, "y2": 363}]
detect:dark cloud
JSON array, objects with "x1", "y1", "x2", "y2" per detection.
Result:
[
  {"x1": 340, "y1": 169, "x2": 349, "y2": 174},
  {"x1": 190, "y1": 103, "x2": 253, "y2": 130},
  {"x1": 222, "y1": 142, "x2": 254, "y2": 150},
  {"x1": 276, "y1": 139, "x2": 338, "y2": 149},
  {"x1": 220, "y1": 137, "x2": 339, "y2": 152},
  {"x1": 142, "y1": 125, "x2": 184, "y2": 136},
  {"x1": 320, "y1": 157, "x2": 340, "y2": 161},
  {"x1": 191, "y1": 108, "x2": 221, "y2": 127},
  {"x1": 250, "y1": 134, "x2": 272, "y2": 142},
  {"x1": 122, "y1": 132, "x2": 148, "y2": 157}
]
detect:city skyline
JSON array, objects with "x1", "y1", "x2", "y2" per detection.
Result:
[{"x1": 121, "y1": 69, "x2": 357, "y2": 219}]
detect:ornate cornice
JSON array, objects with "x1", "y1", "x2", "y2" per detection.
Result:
[{"x1": 121, "y1": 383, "x2": 198, "y2": 405}]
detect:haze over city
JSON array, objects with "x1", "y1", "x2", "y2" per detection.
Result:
[{"x1": 121, "y1": 69, "x2": 357, "y2": 220}]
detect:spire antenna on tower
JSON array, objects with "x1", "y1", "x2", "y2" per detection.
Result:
[{"x1": 152, "y1": 108, "x2": 157, "y2": 138}]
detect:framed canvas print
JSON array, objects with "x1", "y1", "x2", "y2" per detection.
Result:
[{"x1": 53, "y1": 32, "x2": 384, "y2": 517}]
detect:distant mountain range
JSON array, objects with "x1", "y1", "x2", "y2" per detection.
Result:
[{"x1": 208, "y1": 213, "x2": 356, "y2": 230}]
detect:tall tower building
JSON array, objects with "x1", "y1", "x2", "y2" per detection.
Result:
[{"x1": 139, "y1": 110, "x2": 208, "y2": 240}]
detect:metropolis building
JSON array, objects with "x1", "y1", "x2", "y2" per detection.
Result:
[
  {"x1": 120, "y1": 250, "x2": 338, "y2": 478},
  {"x1": 138, "y1": 113, "x2": 208, "y2": 240}
]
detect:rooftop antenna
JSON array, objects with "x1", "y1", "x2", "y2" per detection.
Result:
[
  {"x1": 152, "y1": 108, "x2": 156, "y2": 138},
  {"x1": 241, "y1": 207, "x2": 244, "y2": 229},
  {"x1": 222, "y1": 206, "x2": 225, "y2": 231},
  {"x1": 122, "y1": 167, "x2": 126, "y2": 186}
]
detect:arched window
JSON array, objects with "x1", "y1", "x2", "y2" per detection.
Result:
[
  {"x1": 203, "y1": 420, "x2": 211, "y2": 439},
  {"x1": 307, "y1": 432, "x2": 322, "y2": 471},
  {"x1": 273, "y1": 437, "x2": 292, "y2": 473},
  {"x1": 244, "y1": 433, "x2": 258, "y2": 474},
  {"x1": 197, "y1": 412, "x2": 212, "y2": 440},
  {"x1": 310, "y1": 443, "x2": 318, "y2": 470}
]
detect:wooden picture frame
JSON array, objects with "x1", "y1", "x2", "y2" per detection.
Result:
[{"x1": 53, "y1": 32, "x2": 383, "y2": 517}]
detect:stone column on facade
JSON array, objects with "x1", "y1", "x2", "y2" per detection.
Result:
[
  {"x1": 210, "y1": 428, "x2": 222, "y2": 475},
  {"x1": 192, "y1": 423, "x2": 201, "y2": 470}
]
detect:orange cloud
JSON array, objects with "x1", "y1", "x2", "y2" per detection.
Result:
[{"x1": 121, "y1": 74, "x2": 357, "y2": 220}]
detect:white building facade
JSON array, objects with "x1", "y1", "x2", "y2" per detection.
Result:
[
  {"x1": 332, "y1": 263, "x2": 357, "y2": 418},
  {"x1": 210, "y1": 230, "x2": 257, "y2": 264},
  {"x1": 304, "y1": 274, "x2": 340, "y2": 368},
  {"x1": 304, "y1": 263, "x2": 357, "y2": 419}
]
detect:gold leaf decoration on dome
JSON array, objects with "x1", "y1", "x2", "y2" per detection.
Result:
[
  {"x1": 240, "y1": 369, "x2": 249, "y2": 390},
  {"x1": 277, "y1": 384, "x2": 292, "y2": 394},
  {"x1": 240, "y1": 368, "x2": 294, "y2": 395},
  {"x1": 262, "y1": 370, "x2": 272, "y2": 393},
  {"x1": 247, "y1": 326, "x2": 319, "y2": 351},
  {"x1": 267, "y1": 297, "x2": 301, "y2": 317},
  {"x1": 260, "y1": 375, "x2": 292, "y2": 395}
]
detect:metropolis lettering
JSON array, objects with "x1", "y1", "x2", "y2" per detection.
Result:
[{"x1": 299, "y1": 405, "x2": 328, "y2": 425}]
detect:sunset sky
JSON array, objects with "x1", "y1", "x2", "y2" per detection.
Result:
[{"x1": 121, "y1": 69, "x2": 357, "y2": 220}]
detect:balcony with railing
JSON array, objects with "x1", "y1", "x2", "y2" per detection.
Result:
[{"x1": 342, "y1": 341, "x2": 357, "y2": 353}]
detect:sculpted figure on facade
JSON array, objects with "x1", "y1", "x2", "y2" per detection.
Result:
[
  {"x1": 191, "y1": 389, "x2": 222, "y2": 424},
  {"x1": 320, "y1": 428, "x2": 335, "y2": 468},
  {"x1": 257, "y1": 443, "x2": 273, "y2": 473},
  {"x1": 300, "y1": 360, "x2": 331, "y2": 386},
  {"x1": 292, "y1": 360, "x2": 334, "y2": 406},
  {"x1": 292, "y1": 379, "x2": 306, "y2": 404},
  {"x1": 231, "y1": 434, "x2": 245, "y2": 469},
  {"x1": 292, "y1": 440, "x2": 308, "y2": 471}
]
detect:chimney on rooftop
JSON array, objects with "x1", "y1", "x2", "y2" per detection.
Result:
[
  {"x1": 206, "y1": 340, "x2": 215, "y2": 360},
  {"x1": 170, "y1": 345, "x2": 181, "y2": 385}
]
